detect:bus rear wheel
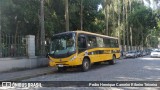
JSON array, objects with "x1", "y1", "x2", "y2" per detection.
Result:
[
  {"x1": 81, "y1": 58, "x2": 90, "y2": 72},
  {"x1": 109, "y1": 55, "x2": 116, "y2": 65}
]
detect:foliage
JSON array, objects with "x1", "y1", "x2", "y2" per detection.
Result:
[{"x1": 0, "y1": 0, "x2": 160, "y2": 48}]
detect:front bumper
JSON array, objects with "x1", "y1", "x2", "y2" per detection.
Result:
[{"x1": 49, "y1": 56, "x2": 82, "y2": 67}]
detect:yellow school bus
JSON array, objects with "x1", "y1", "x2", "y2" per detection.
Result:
[{"x1": 48, "y1": 31, "x2": 120, "y2": 72}]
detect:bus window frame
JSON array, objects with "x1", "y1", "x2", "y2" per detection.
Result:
[{"x1": 77, "y1": 34, "x2": 87, "y2": 53}]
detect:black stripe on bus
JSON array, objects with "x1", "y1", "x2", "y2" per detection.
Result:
[{"x1": 88, "y1": 50, "x2": 120, "y2": 55}]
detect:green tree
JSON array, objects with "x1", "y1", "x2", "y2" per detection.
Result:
[{"x1": 128, "y1": 1, "x2": 157, "y2": 47}]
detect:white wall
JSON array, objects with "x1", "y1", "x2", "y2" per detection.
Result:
[{"x1": 0, "y1": 57, "x2": 49, "y2": 72}]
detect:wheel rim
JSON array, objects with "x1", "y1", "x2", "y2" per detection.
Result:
[{"x1": 83, "y1": 60, "x2": 89, "y2": 70}]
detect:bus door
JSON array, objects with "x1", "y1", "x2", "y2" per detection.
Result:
[
  {"x1": 86, "y1": 35, "x2": 100, "y2": 63},
  {"x1": 78, "y1": 34, "x2": 87, "y2": 55}
]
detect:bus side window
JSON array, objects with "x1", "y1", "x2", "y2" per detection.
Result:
[
  {"x1": 104, "y1": 38, "x2": 110, "y2": 47},
  {"x1": 78, "y1": 36, "x2": 87, "y2": 49},
  {"x1": 115, "y1": 40, "x2": 119, "y2": 47},
  {"x1": 87, "y1": 35, "x2": 97, "y2": 48},
  {"x1": 96, "y1": 37, "x2": 104, "y2": 47},
  {"x1": 111, "y1": 39, "x2": 118, "y2": 47}
]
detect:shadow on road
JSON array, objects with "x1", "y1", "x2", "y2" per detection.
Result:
[{"x1": 55, "y1": 62, "x2": 118, "y2": 73}]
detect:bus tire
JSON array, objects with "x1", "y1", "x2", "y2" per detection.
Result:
[
  {"x1": 81, "y1": 58, "x2": 90, "y2": 72},
  {"x1": 109, "y1": 55, "x2": 116, "y2": 65}
]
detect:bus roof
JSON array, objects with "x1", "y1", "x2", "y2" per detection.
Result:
[
  {"x1": 76, "y1": 31, "x2": 118, "y2": 39},
  {"x1": 53, "y1": 31, "x2": 118, "y2": 39}
]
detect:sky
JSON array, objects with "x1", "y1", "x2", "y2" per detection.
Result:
[
  {"x1": 97, "y1": 4, "x2": 102, "y2": 11},
  {"x1": 97, "y1": 0, "x2": 160, "y2": 11},
  {"x1": 143, "y1": 0, "x2": 160, "y2": 10}
]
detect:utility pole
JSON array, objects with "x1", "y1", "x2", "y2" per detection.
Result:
[
  {"x1": 80, "y1": 0, "x2": 83, "y2": 30},
  {"x1": 65, "y1": 0, "x2": 69, "y2": 31},
  {"x1": 40, "y1": 0, "x2": 45, "y2": 56}
]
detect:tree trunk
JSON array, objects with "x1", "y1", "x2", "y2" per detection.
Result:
[
  {"x1": 14, "y1": 21, "x2": 19, "y2": 45},
  {"x1": 80, "y1": 0, "x2": 83, "y2": 30},
  {"x1": 125, "y1": 0, "x2": 129, "y2": 51},
  {"x1": 130, "y1": 27, "x2": 132, "y2": 48},
  {"x1": 65, "y1": 0, "x2": 69, "y2": 31},
  {"x1": 105, "y1": 0, "x2": 109, "y2": 35},
  {"x1": 112, "y1": 2, "x2": 115, "y2": 36},
  {"x1": 122, "y1": 0, "x2": 126, "y2": 51},
  {"x1": 0, "y1": 9, "x2": 2, "y2": 57},
  {"x1": 141, "y1": 26, "x2": 144, "y2": 49},
  {"x1": 118, "y1": 0, "x2": 121, "y2": 46},
  {"x1": 129, "y1": 0, "x2": 132, "y2": 48},
  {"x1": 40, "y1": 0, "x2": 45, "y2": 56}
]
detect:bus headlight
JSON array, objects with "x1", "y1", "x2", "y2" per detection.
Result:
[{"x1": 70, "y1": 56, "x2": 76, "y2": 61}]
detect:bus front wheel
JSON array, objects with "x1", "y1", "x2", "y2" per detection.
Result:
[{"x1": 81, "y1": 58, "x2": 90, "y2": 72}]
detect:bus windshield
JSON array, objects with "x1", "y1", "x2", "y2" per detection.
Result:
[{"x1": 50, "y1": 32, "x2": 76, "y2": 58}]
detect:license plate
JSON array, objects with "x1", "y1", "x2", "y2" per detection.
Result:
[{"x1": 58, "y1": 65, "x2": 63, "y2": 67}]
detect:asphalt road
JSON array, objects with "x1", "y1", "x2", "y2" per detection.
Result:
[
  {"x1": 11, "y1": 56, "x2": 160, "y2": 90},
  {"x1": 26, "y1": 56, "x2": 160, "y2": 81}
]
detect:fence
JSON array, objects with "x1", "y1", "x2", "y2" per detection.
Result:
[
  {"x1": 0, "y1": 34, "x2": 149, "y2": 58},
  {"x1": 0, "y1": 35, "x2": 27, "y2": 58},
  {"x1": 35, "y1": 37, "x2": 50, "y2": 56}
]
